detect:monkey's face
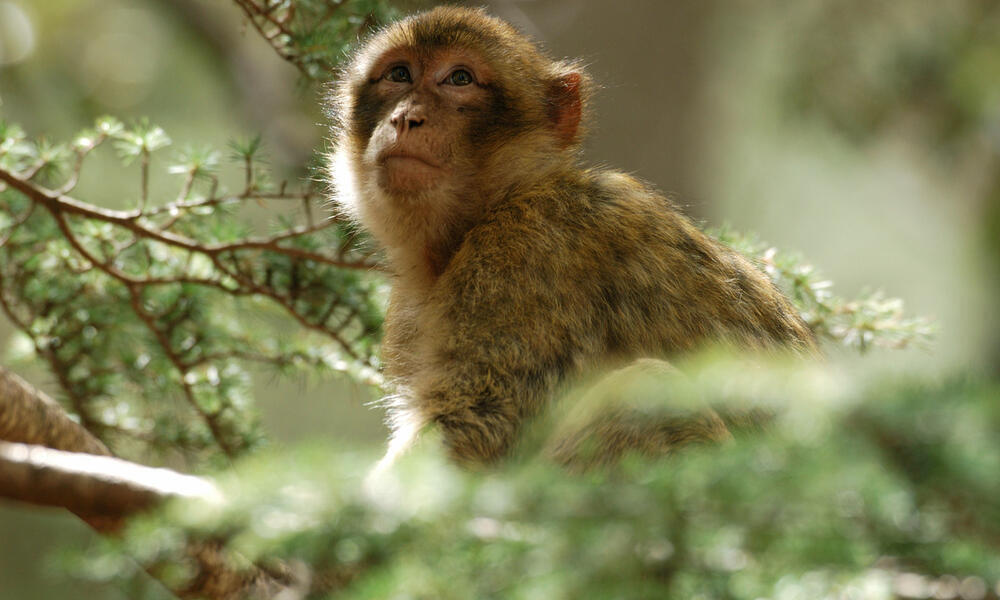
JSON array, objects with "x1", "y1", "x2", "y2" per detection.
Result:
[
  {"x1": 358, "y1": 48, "x2": 494, "y2": 197},
  {"x1": 328, "y1": 7, "x2": 590, "y2": 261}
]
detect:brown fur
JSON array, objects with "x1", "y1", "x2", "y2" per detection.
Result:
[{"x1": 328, "y1": 7, "x2": 817, "y2": 466}]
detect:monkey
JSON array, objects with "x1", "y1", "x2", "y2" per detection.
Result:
[{"x1": 327, "y1": 7, "x2": 817, "y2": 468}]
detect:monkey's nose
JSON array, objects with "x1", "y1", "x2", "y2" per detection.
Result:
[{"x1": 391, "y1": 114, "x2": 426, "y2": 134}]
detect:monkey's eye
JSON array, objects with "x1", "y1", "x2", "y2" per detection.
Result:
[
  {"x1": 385, "y1": 65, "x2": 412, "y2": 83},
  {"x1": 445, "y1": 69, "x2": 474, "y2": 86}
]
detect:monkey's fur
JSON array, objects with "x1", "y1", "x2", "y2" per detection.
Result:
[{"x1": 328, "y1": 7, "x2": 817, "y2": 467}]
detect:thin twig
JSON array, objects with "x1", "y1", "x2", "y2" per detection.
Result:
[
  {"x1": 232, "y1": 0, "x2": 312, "y2": 79},
  {"x1": 139, "y1": 147, "x2": 150, "y2": 212}
]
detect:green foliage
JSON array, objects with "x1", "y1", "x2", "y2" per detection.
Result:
[
  {"x1": 232, "y1": 0, "x2": 401, "y2": 80},
  {"x1": 72, "y1": 364, "x2": 1000, "y2": 599},
  {"x1": 714, "y1": 227, "x2": 933, "y2": 352},
  {"x1": 113, "y1": 119, "x2": 171, "y2": 165},
  {"x1": 0, "y1": 117, "x2": 383, "y2": 466}
]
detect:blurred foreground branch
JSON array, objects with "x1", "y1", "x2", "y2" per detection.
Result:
[
  {"x1": 76, "y1": 365, "x2": 1000, "y2": 600},
  {"x1": 0, "y1": 441, "x2": 219, "y2": 522},
  {"x1": 0, "y1": 366, "x2": 110, "y2": 456}
]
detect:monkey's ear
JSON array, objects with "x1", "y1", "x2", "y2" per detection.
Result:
[{"x1": 548, "y1": 72, "x2": 583, "y2": 148}]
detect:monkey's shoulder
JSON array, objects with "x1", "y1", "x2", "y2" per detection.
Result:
[
  {"x1": 435, "y1": 168, "x2": 717, "y2": 307},
  {"x1": 461, "y1": 168, "x2": 709, "y2": 267},
  {"x1": 534, "y1": 168, "x2": 683, "y2": 221}
]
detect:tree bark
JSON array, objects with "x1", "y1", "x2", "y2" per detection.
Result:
[
  {"x1": 0, "y1": 366, "x2": 110, "y2": 456},
  {"x1": 0, "y1": 441, "x2": 221, "y2": 516}
]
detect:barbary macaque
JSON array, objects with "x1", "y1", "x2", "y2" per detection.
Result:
[{"x1": 327, "y1": 7, "x2": 816, "y2": 467}]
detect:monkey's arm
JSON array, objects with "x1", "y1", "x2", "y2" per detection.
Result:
[{"x1": 408, "y1": 204, "x2": 589, "y2": 464}]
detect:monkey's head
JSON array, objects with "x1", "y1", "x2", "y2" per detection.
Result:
[{"x1": 328, "y1": 7, "x2": 590, "y2": 263}]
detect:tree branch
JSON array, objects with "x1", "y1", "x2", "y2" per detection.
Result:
[
  {"x1": 0, "y1": 167, "x2": 375, "y2": 270},
  {"x1": 0, "y1": 366, "x2": 111, "y2": 456},
  {"x1": 0, "y1": 367, "x2": 302, "y2": 598},
  {"x1": 0, "y1": 441, "x2": 297, "y2": 599},
  {"x1": 0, "y1": 441, "x2": 221, "y2": 517}
]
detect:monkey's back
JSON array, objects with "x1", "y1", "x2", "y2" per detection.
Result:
[{"x1": 436, "y1": 168, "x2": 816, "y2": 370}]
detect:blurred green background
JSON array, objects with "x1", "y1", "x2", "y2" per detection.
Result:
[{"x1": 1, "y1": 0, "x2": 997, "y2": 597}]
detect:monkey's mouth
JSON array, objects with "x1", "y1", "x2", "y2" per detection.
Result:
[
  {"x1": 376, "y1": 150, "x2": 444, "y2": 192},
  {"x1": 379, "y1": 151, "x2": 441, "y2": 170}
]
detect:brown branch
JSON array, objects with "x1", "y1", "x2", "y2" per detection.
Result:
[
  {"x1": 0, "y1": 441, "x2": 221, "y2": 518},
  {"x1": 232, "y1": 0, "x2": 312, "y2": 79},
  {"x1": 0, "y1": 167, "x2": 213, "y2": 246},
  {"x1": 176, "y1": 167, "x2": 197, "y2": 203},
  {"x1": 20, "y1": 158, "x2": 47, "y2": 181},
  {"x1": 190, "y1": 349, "x2": 311, "y2": 369},
  {"x1": 0, "y1": 366, "x2": 111, "y2": 456},
  {"x1": 230, "y1": 276, "x2": 363, "y2": 361},
  {"x1": 46, "y1": 206, "x2": 240, "y2": 292},
  {"x1": 206, "y1": 224, "x2": 350, "y2": 264},
  {"x1": 0, "y1": 201, "x2": 35, "y2": 247},
  {"x1": 144, "y1": 190, "x2": 311, "y2": 218},
  {"x1": 0, "y1": 166, "x2": 377, "y2": 270},
  {"x1": 140, "y1": 147, "x2": 150, "y2": 211},
  {"x1": 55, "y1": 134, "x2": 107, "y2": 195}
]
